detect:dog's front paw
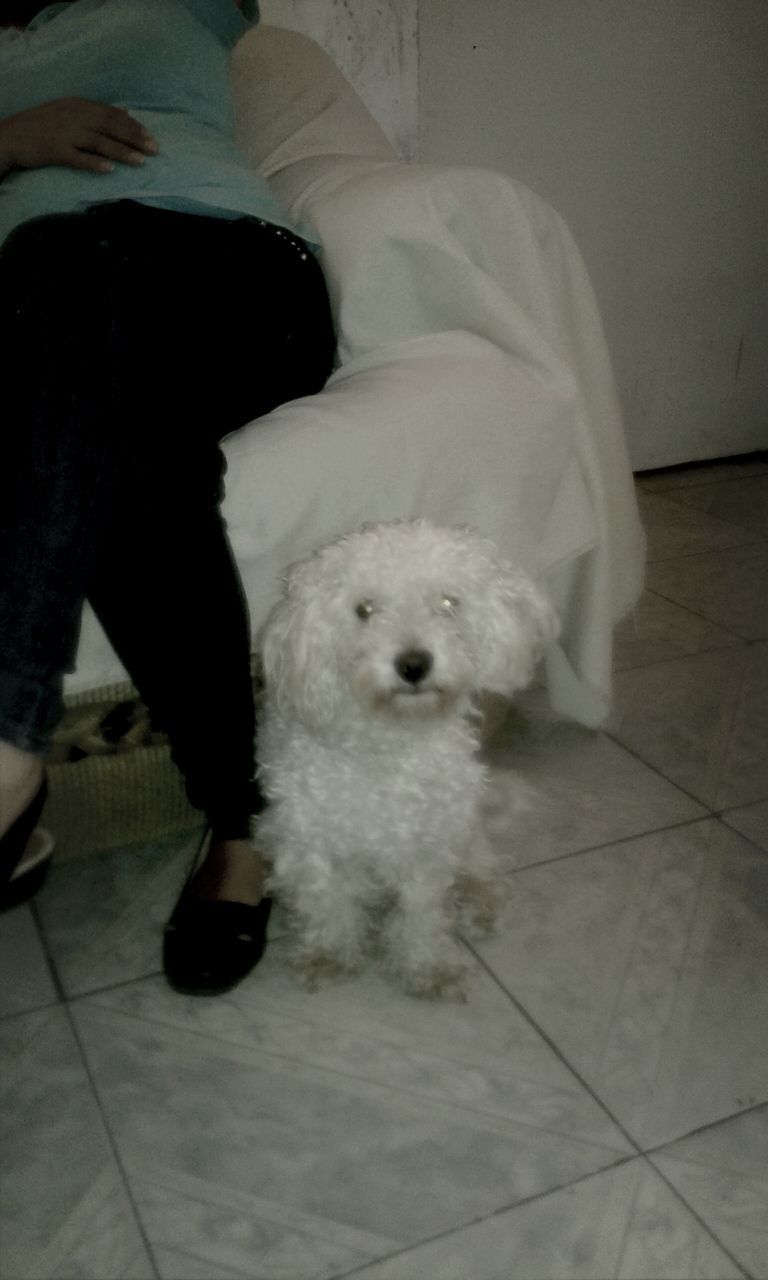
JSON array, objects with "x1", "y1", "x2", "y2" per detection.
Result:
[
  {"x1": 384, "y1": 945, "x2": 470, "y2": 1001},
  {"x1": 407, "y1": 962, "x2": 468, "y2": 1003},
  {"x1": 290, "y1": 948, "x2": 359, "y2": 991},
  {"x1": 401, "y1": 960, "x2": 469, "y2": 1002},
  {"x1": 454, "y1": 874, "x2": 501, "y2": 939}
]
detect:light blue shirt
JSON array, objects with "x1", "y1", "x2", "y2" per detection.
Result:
[{"x1": 0, "y1": 0, "x2": 313, "y2": 249}]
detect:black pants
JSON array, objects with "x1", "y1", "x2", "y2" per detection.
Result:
[{"x1": 0, "y1": 200, "x2": 336, "y2": 839}]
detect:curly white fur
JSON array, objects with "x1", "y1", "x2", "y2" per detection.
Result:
[{"x1": 255, "y1": 519, "x2": 559, "y2": 997}]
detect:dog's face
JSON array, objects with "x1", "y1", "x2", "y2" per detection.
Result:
[
  {"x1": 338, "y1": 574, "x2": 476, "y2": 718},
  {"x1": 260, "y1": 521, "x2": 559, "y2": 730}
]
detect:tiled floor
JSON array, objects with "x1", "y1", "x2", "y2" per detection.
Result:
[{"x1": 2, "y1": 456, "x2": 767, "y2": 1280}]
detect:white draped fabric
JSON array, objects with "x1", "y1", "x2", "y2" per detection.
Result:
[{"x1": 66, "y1": 26, "x2": 645, "y2": 728}]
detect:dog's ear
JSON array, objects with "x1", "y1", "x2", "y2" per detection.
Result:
[
  {"x1": 474, "y1": 566, "x2": 560, "y2": 696},
  {"x1": 258, "y1": 579, "x2": 343, "y2": 731}
]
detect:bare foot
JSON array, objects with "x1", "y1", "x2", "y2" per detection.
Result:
[{"x1": 187, "y1": 837, "x2": 267, "y2": 906}]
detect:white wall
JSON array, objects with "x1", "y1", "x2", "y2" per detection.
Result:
[{"x1": 418, "y1": 0, "x2": 768, "y2": 470}]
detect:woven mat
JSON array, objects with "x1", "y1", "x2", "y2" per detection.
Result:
[{"x1": 43, "y1": 682, "x2": 203, "y2": 860}]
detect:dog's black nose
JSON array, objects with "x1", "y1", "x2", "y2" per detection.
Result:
[{"x1": 395, "y1": 649, "x2": 433, "y2": 685}]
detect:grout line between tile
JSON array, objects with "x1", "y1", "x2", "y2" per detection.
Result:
[
  {"x1": 328, "y1": 1154, "x2": 639, "y2": 1280},
  {"x1": 601, "y1": 731, "x2": 717, "y2": 814},
  {"x1": 65, "y1": 969, "x2": 172, "y2": 1005},
  {"x1": 644, "y1": 1100, "x2": 768, "y2": 1158},
  {"x1": 615, "y1": 639, "x2": 746, "y2": 676},
  {"x1": 69, "y1": 967, "x2": 635, "y2": 1159},
  {"x1": 640, "y1": 584, "x2": 765, "y2": 643},
  {"x1": 56, "y1": 916, "x2": 291, "y2": 1006},
  {"x1": 614, "y1": 633, "x2": 763, "y2": 677},
  {"x1": 459, "y1": 957, "x2": 757, "y2": 1280},
  {"x1": 0, "y1": 996, "x2": 64, "y2": 1026},
  {"x1": 642, "y1": 1155, "x2": 753, "y2": 1280},
  {"x1": 624, "y1": 584, "x2": 751, "y2": 640},
  {"x1": 614, "y1": 1151, "x2": 647, "y2": 1277},
  {"x1": 29, "y1": 898, "x2": 67, "y2": 1005},
  {"x1": 495, "y1": 814, "x2": 716, "y2": 879},
  {"x1": 715, "y1": 817, "x2": 768, "y2": 860},
  {"x1": 462, "y1": 940, "x2": 643, "y2": 1156},
  {"x1": 718, "y1": 798, "x2": 768, "y2": 816},
  {"x1": 62, "y1": 1001, "x2": 162, "y2": 1280},
  {"x1": 467, "y1": 936, "x2": 768, "y2": 1164},
  {"x1": 643, "y1": 532, "x2": 766, "y2": 567}
]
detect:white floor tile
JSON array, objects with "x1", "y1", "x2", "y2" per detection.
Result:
[
  {"x1": 78, "y1": 945, "x2": 630, "y2": 1152},
  {"x1": 609, "y1": 644, "x2": 768, "y2": 810},
  {"x1": 0, "y1": 905, "x2": 57, "y2": 1018},
  {"x1": 341, "y1": 1158, "x2": 744, "y2": 1280},
  {"x1": 652, "y1": 1107, "x2": 768, "y2": 1280},
  {"x1": 613, "y1": 591, "x2": 743, "y2": 671},
  {"x1": 0, "y1": 1007, "x2": 154, "y2": 1280},
  {"x1": 33, "y1": 829, "x2": 210, "y2": 997},
  {"x1": 645, "y1": 543, "x2": 768, "y2": 641},
  {"x1": 135, "y1": 1165, "x2": 386, "y2": 1280},
  {"x1": 636, "y1": 490, "x2": 759, "y2": 563},
  {"x1": 474, "y1": 819, "x2": 768, "y2": 1149},
  {"x1": 483, "y1": 698, "x2": 705, "y2": 869},
  {"x1": 69, "y1": 947, "x2": 632, "y2": 1276},
  {"x1": 721, "y1": 800, "x2": 768, "y2": 853},
  {"x1": 665, "y1": 475, "x2": 768, "y2": 539}
]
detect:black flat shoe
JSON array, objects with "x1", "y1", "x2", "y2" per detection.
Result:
[
  {"x1": 0, "y1": 778, "x2": 54, "y2": 911},
  {"x1": 163, "y1": 891, "x2": 272, "y2": 996}
]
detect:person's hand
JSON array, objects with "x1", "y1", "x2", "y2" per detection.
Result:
[{"x1": 0, "y1": 97, "x2": 158, "y2": 177}]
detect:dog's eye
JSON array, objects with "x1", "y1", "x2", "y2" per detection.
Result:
[
  {"x1": 355, "y1": 599, "x2": 375, "y2": 620},
  {"x1": 439, "y1": 595, "x2": 460, "y2": 615}
]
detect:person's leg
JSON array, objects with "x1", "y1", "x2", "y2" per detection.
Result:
[
  {"x1": 81, "y1": 204, "x2": 335, "y2": 906},
  {"x1": 86, "y1": 437, "x2": 270, "y2": 904},
  {"x1": 0, "y1": 200, "x2": 336, "y2": 957},
  {"x1": 0, "y1": 214, "x2": 128, "y2": 862}
]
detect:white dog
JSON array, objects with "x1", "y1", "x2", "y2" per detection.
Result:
[{"x1": 255, "y1": 519, "x2": 558, "y2": 997}]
